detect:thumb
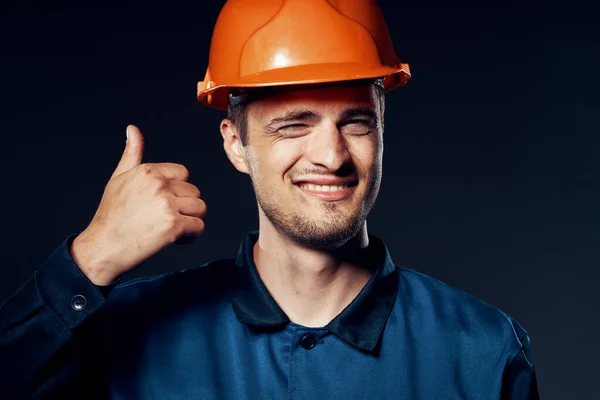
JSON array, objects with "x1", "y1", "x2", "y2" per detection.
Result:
[{"x1": 111, "y1": 125, "x2": 145, "y2": 179}]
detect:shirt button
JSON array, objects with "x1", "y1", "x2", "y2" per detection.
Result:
[
  {"x1": 300, "y1": 334, "x2": 317, "y2": 350},
  {"x1": 71, "y1": 294, "x2": 87, "y2": 312}
]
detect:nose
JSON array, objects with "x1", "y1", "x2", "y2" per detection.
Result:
[{"x1": 305, "y1": 120, "x2": 351, "y2": 171}]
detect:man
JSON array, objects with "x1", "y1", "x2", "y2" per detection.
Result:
[{"x1": 0, "y1": 0, "x2": 539, "y2": 398}]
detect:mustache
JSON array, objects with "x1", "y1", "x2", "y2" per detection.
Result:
[{"x1": 292, "y1": 164, "x2": 357, "y2": 178}]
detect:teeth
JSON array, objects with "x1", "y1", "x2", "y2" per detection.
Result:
[{"x1": 298, "y1": 184, "x2": 349, "y2": 192}]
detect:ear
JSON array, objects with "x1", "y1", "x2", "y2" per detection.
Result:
[{"x1": 220, "y1": 118, "x2": 249, "y2": 174}]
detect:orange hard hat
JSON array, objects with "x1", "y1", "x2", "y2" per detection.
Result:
[{"x1": 197, "y1": 0, "x2": 411, "y2": 110}]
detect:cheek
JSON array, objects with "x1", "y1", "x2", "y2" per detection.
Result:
[
  {"x1": 351, "y1": 137, "x2": 380, "y2": 174},
  {"x1": 254, "y1": 141, "x2": 304, "y2": 182}
]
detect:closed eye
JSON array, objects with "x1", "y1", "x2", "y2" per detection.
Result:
[
  {"x1": 344, "y1": 119, "x2": 373, "y2": 126},
  {"x1": 280, "y1": 124, "x2": 306, "y2": 130},
  {"x1": 340, "y1": 119, "x2": 374, "y2": 135},
  {"x1": 278, "y1": 124, "x2": 310, "y2": 137}
]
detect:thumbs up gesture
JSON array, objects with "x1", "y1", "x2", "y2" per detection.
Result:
[{"x1": 70, "y1": 125, "x2": 207, "y2": 286}]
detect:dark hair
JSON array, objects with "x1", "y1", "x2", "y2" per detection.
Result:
[
  {"x1": 227, "y1": 80, "x2": 385, "y2": 147},
  {"x1": 227, "y1": 97, "x2": 249, "y2": 146}
]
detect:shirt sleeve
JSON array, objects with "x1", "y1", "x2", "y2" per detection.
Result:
[
  {"x1": 0, "y1": 233, "x2": 119, "y2": 399},
  {"x1": 500, "y1": 332, "x2": 540, "y2": 400}
]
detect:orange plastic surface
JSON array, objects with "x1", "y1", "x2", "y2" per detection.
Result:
[{"x1": 197, "y1": 0, "x2": 411, "y2": 110}]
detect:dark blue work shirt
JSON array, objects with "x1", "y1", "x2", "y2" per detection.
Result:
[{"x1": 0, "y1": 231, "x2": 539, "y2": 399}]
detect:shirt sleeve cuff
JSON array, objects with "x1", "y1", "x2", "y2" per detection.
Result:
[{"x1": 35, "y1": 233, "x2": 119, "y2": 331}]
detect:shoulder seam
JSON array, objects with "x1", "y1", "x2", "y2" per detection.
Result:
[{"x1": 507, "y1": 327, "x2": 530, "y2": 366}]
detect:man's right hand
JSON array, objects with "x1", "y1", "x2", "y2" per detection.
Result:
[{"x1": 70, "y1": 125, "x2": 207, "y2": 286}]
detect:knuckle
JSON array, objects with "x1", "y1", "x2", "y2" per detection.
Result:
[
  {"x1": 159, "y1": 196, "x2": 175, "y2": 214},
  {"x1": 164, "y1": 213, "x2": 180, "y2": 238},
  {"x1": 150, "y1": 177, "x2": 169, "y2": 194},
  {"x1": 167, "y1": 229, "x2": 181, "y2": 245},
  {"x1": 140, "y1": 164, "x2": 153, "y2": 175}
]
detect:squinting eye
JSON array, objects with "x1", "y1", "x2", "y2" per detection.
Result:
[
  {"x1": 342, "y1": 120, "x2": 373, "y2": 135},
  {"x1": 281, "y1": 124, "x2": 306, "y2": 130},
  {"x1": 278, "y1": 124, "x2": 309, "y2": 136}
]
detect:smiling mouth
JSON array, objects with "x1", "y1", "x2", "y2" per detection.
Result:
[
  {"x1": 297, "y1": 183, "x2": 352, "y2": 192},
  {"x1": 293, "y1": 182, "x2": 358, "y2": 201}
]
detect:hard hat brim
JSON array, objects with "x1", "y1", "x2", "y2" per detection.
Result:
[{"x1": 197, "y1": 62, "x2": 410, "y2": 110}]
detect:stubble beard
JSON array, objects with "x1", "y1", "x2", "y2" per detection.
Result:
[{"x1": 252, "y1": 171, "x2": 381, "y2": 250}]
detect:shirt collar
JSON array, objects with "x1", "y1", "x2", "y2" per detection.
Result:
[{"x1": 231, "y1": 230, "x2": 399, "y2": 353}]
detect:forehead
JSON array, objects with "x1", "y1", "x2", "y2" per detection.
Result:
[{"x1": 247, "y1": 84, "x2": 378, "y2": 120}]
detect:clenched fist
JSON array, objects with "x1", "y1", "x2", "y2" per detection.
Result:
[{"x1": 70, "y1": 125, "x2": 207, "y2": 286}]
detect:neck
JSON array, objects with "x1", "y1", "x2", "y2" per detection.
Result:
[{"x1": 253, "y1": 218, "x2": 375, "y2": 328}]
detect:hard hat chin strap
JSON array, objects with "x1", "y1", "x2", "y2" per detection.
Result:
[{"x1": 228, "y1": 78, "x2": 384, "y2": 108}]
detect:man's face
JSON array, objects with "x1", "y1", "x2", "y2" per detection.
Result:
[{"x1": 241, "y1": 83, "x2": 384, "y2": 249}]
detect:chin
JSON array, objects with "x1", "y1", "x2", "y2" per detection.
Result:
[
  {"x1": 281, "y1": 216, "x2": 365, "y2": 250},
  {"x1": 257, "y1": 188, "x2": 370, "y2": 249}
]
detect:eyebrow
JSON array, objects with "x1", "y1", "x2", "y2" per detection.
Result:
[
  {"x1": 264, "y1": 107, "x2": 378, "y2": 132},
  {"x1": 264, "y1": 110, "x2": 320, "y2": 131},
  {"x1": 339, "y1": 107, "x2": 378, "y2": 122}
]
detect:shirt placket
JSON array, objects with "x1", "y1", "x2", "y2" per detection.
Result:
[{"x1": 288, "y1": 326, "x2": 329, "y2": 400}]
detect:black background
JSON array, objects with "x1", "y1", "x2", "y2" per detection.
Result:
[{"x1": 1, "y1": 0, "x2": 598, "y2": 398}]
